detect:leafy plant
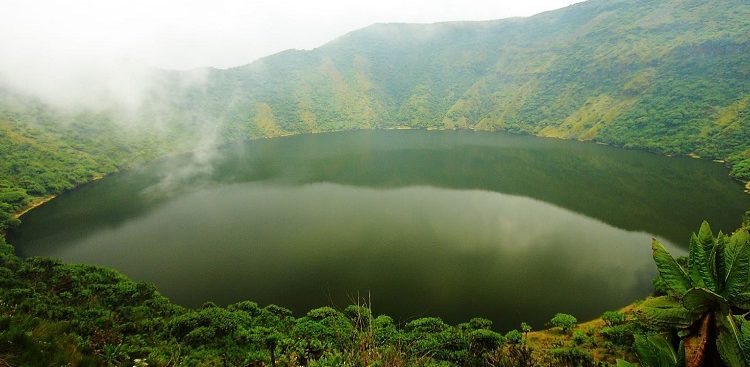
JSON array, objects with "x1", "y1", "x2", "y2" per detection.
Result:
[
  {"x1": 550, "y1": 313, "x2": 578, "y2": 334},
  {"x1": 603, "y1": 311, "x2": 627, "y2": 327},
  {"x1": 635, "y1": 221, "x2": 750, "y2": 366},
  {"x1": 505, "y1": 329, "x2": 524, "y2": 345}
]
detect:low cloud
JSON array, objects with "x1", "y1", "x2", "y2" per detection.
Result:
[{"x1": 0, "y1": 0, "x2": 579, "y2": 112}]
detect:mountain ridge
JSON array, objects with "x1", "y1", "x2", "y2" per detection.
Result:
[
  {"x1": 155, "y1": 0, "x2": 749, "y2": 182},
  {"x1": 1, "y1": 0, "x2": 750, "y2": 231}
]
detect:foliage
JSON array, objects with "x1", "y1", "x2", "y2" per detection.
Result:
[
  {"x1": 551, "y1": 313, "x2": 578, "y2": 334},
  {"x1": 600, "y1": 324, "x2": 636, "y2": 347},
  {"x1": 505, "y1": 329, "x2": 524, "y2": 345},
  {"x1": 603, "y1": 311, "x2": 627, "y2": 327},
  {"x1": 0, "y1": 0, "x2": 749, "y2": 364},
  {"x1": 635, "y1": 221, "x2": 750, "y2": 366}
]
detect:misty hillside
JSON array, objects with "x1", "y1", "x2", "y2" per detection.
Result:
[
  {"x1": 2, "y1": 0, "x2": 750, "y2": 229},
  {"x1": 163, "y1": 0, "x2": 750, "y2": 178}
]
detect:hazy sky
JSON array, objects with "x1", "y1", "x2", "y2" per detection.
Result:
[
  {"x1": 0, "y1": 0, "x2": 580, "y2": 108},
  {"x1": 2, "y1": 0, "x2": 580, "y2": 70}
]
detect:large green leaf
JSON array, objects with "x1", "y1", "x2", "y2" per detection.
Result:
[
  {"x1": 636, "y1": 296, "x2": 702, "y2": 329},
  {"x1": 689, "y1": 234, "x2": 706, "y2": 288},
  {"x1": 682, "y1": 287, "x2": 726, "y2": 314},
  {"x1": 653, "y1": 239, "x2": 692, "y2": 297},
  {"x1": 713, "y1": 233, "x2": 728, "y2": 292},
  {"x1": 725, "y1": 231, "x2": 750, "y2": 300},
  {"x1": 634, "y1": 334, "x2": 678, "y2": 367},
  {"x1": 716, "y1": 313, "x2": 748, "y2": 367},
  {"x1": 697, "y1": 222, "x2": 715, "y2": 254},
  {"x1": 691, "y1": 223, "x2": 719, "y2": 291}
]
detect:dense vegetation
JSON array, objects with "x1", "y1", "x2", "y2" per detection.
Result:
[
  {"x1": 2, "y1": 0, "x2": 750, "y2": 364},
  {"x1": 157, "y1": 0, "x2": 750, "y2": 181},
  {"x1": 627, "y1": 220, "x2": 750, "y2": 367},
  {"x1": 0, "y1": 87, "x2": 175, "y2": 232}
]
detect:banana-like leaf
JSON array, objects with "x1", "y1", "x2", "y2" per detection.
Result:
[
  {"x1": 684, "y1": 314, "x2": 711, "y2": 367},
  {"x1": 636, "y1": 296, "x2": 702, "y2": 329},
  {"x1": 725, "y1": 231, "x2": 750, "y2": 300},
  {"x1": 713, "y1": 233, "x2": 728, "y2": 292},
  {"x1": 682, "y1": 287, "x2": 727, "y2": 314},
  {"x1": 634, "y1": 334, "x2": 678, "y2": 367},
  {"x1": 716, "y1": 313, "x2": 748, "y2": 367},
  {"x1": 689, "y1": 230, "x2": 718, "y2": 292},
  {"x1": 698, "y1": 221, "x2": 715, "y2": 254},
  {"x1": 653, "y1": 239, "x2": 692, "y2": 297},
  {"x1": 689, "y1": 234, "x2": 707, "y2": 289}
]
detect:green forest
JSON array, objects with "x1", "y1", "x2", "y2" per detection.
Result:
[{"x1": 2, "y1": 0, "x2": 750, "y2": 365}]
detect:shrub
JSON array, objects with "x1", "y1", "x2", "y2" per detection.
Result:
[
  {"x1": 468, "y1": 317, "x2": 493, "y2": 330},
  {"x1": 504, "y1": 329, "x2": 523, "y2": 344},
  {"x1": 550, "y1": 313, "x2": 577, "y2": 333},
  {"x1": 572, "y1": 330, "x2": 588, "y2": 345},
  {"x1": 599, "y1": 325, "x2": 633, "y2": 346},
  {"x1": 405, "y1": 317, "x2": 449, "y2": 333},
  {"x1": 601, "y1": 311, "x2": 625, "y2": 327},
  {"x1": 371, "y1": 315, "x2": 398, "y2": 346},
  {"x1": 343, "y1": 305, "x2": 371, "y2": 329}
]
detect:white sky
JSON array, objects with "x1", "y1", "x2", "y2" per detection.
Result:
[
  {"x1": 1, "y1": 0, "x2": 581, "y2": 70},
  {"x1": 0, "y1": 0, "x2": 580, "y2": 109}
]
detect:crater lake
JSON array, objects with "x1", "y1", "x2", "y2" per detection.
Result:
[{"x1": 10, "y1": 130, "x2": 750, "y2": 329}]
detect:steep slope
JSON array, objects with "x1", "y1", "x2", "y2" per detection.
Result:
[
  {"x1": 0, "y1": 88, "x2": 171, "y2": 230},
  {"x1": 166, "y1": 0, "x2": 750, "y2": 180},
  {"x1": 2, "y1": 0, "x2": 750, "y2": 232}
]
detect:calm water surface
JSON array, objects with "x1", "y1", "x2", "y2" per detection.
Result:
[{"x1": 11, "y1": 130, "x2": 750, "y2": 329}]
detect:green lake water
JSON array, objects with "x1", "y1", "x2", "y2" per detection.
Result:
[{"x1": 11, "y1": 130, "x2": 750, "y2": 329}]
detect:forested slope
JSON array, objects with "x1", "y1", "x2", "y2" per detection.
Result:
[
  {"x1": 164, "y1": 0, "x2": 750, "y2": 179},
  {"x1": 0, "y1": 88, "x2": 175, "y2": 231}
]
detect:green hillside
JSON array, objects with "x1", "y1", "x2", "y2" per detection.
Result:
[{"x1": 160, "y1": 0, "x2": 750, "y2": 181}]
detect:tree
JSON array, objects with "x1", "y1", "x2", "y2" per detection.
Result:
[
  {"x1": 521, "y1": 322, "x2": 532, "y2": 340},
  {"x1": 636, "y1": 221, "x2": 750, "y2": 367},
  {"x1": 550, "y1": 313, "x2": 577, "y2": 334}
]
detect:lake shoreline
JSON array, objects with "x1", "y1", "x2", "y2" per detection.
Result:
[
  {"x1": 13, "y1": 195, "x2": 56, "y2": 219},
  {"x1": 14, "y1": 128, "x2": 747, "y2": 330},
  {"x1": 12, "y1": 175, "x2": 107, "y2": 220},
  {"x1": 9, "y1": 127, "x2": 750, "y2": 225}
]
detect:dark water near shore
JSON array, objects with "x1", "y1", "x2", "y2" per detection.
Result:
[{"x1": 11, "y1": 130, "x2": 750, "y2": 329}]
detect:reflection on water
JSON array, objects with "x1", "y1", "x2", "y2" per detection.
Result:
[{"x1": 11, "y1": 130, "x2": 748, "y2": 329}]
